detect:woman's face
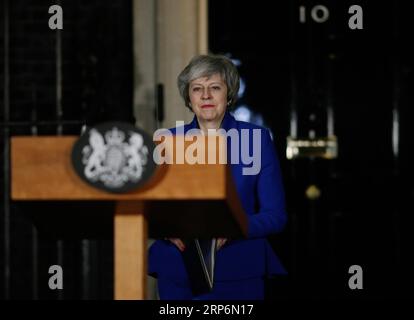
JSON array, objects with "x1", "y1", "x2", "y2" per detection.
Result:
[{"x1": 188, "y1": 73, "x2": 228, "y2": 125}]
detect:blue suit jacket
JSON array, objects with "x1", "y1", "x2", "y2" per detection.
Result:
[{"x1": 148, "y1": 112, "x2": 287, "y2": 284}]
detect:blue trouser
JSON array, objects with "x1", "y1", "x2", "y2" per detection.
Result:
[{"x1": 157, "y1": 277, "x2": 264, "y2": 300}]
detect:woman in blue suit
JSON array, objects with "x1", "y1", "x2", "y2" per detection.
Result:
[{"x1": 148, "y1": 54, "x2": 287, "y2": 300}]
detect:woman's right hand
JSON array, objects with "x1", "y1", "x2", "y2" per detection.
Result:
[{"x1": 166, "y1": 238, "x2": 186, "y2": 252}]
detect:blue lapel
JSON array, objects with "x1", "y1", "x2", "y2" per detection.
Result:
[
  {"x1": 187, "y1": 115, "x2": 199, "y2": 130},
  {"x1": 220, "y1": 111, "x2": 237, "y2": 131}
]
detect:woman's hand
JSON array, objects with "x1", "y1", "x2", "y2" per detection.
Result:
[
  {"x1": 166, "y1": 238, "x2": 186, "y2": 252},
  {"x1": 216, "y1": 238, "x2": 227, "y2": 250}
]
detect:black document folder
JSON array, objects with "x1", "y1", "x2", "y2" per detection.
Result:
[{"x1": 181, "y1": 239, "x2": 217, "y2": 296}]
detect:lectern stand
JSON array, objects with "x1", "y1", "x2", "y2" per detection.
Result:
[{"x1": 10, "y1": 136, "x2": 247, "y2": 299}]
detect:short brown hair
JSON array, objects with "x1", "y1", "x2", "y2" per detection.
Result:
[{"x1": 177, "y1": 54, "x2": 240, "y2": 110}]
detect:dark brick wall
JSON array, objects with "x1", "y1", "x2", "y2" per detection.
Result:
[
  {"x1": 1, "y1": 0, "x2": 132, "y2": 299},
  {"x1": 9, "y1": 0, "x2": 56, "y2": 126},
  {"x1": 6, "y1": 0, "x2": 132, "y2": 133},
  {"x1": 61, "y1": 0, "x2": 133, "y2": 128}
]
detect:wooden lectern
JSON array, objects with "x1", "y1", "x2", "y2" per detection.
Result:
[{"x1": 10, "y1": 136, "x2": 247, "y2": 300}]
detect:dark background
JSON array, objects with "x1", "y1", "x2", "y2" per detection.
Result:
[
  {"x1": 0, "y1": 0, "x2": 132, "y2": 299},
  {"x1": 210, "y1": 0, "x2": 414, "y2": 299},
  {"x1": 1, "y1": 0, "x2": 413, "y2": 299}
]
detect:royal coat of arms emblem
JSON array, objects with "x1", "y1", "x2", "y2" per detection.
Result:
[{"x1": 72, "y1": 122, "x2": 156, "y2": 193}]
